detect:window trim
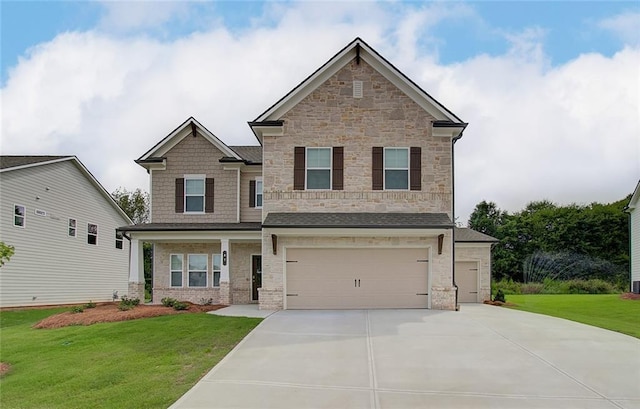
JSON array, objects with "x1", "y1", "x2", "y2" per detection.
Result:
[
  {"x1": 115, "y1": 231, "x2": 124, "y2": 249},
  {"x1": 212, "y1": 254, "x2": 221, "y2": 287},
  {"x1": 68, "y1": 218, "x2": 77, "y2": 237},
  {"x1": 13, "y1": 204, "x2": 25, "y2": 228},
  {"x1": 255, "y1": 177, "x2": 263, "y2": 209},
  {"x1": 383, "y1": 147, "x2": 410, "y2": 191},
  {"x1": 184, "y1": 174, "x2": 206, "y2": 214},
  {"x1": 305, "y1": 147, "x2": 332, "y2": 190},
  {"x1": 187, "y1": 253, "x2": 208, "y2": 288},
  {"x1": 87, "y1": 223, "x2": 98, "y2": 245},
  {"x1": 170, "y1": 254, "x2": 184, "y2": 288}
]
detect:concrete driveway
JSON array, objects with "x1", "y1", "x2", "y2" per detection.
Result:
[{"x1": 171, "y1": 304, "x2": 640, "y2": 409}]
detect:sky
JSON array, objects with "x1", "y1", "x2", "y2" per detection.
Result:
[{"x1": 1, "y1": 0, "x2": 639, "y2": 224}]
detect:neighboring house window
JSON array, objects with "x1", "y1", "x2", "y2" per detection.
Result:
[
  {"x1": 14, "y1": 205, "x2": 25, "y2": 227},
  {"x1": 68, "y1": 218, "x2": 76, "y2": 237},
  {"x1": 175, "y1": 176, "x2": 214, "y2": 213},
  {"x1": 188, "y1": 254, "x2": 207, "y2": 287},
  {"x1": 87, "y1": 223, "x2": 98, "y2": 245},
  {"x1": 294, "y1": 147, "x2": 343, "y2": 190},
  {"x1": 212, "y1": 254, "x2": 221, "y2": 287},
  {"x1": 115, "y1": 231, "x2": 124, "y2": 249},
  {"x1": 372, "y1": 147, "x2": 421, "y2": 191},
  {"x1": 384, "y1": 148, "x2": 409, "y2": 190},
  {"x1": 170, "y1": 254, "x2": 183, "y2": 287},
  {"x1": 250, "y1": 178, "x2": 263, "y2": 208}
]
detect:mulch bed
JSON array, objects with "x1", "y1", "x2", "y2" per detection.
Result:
[
  {"x1": 33, "y1": 303, "x2": 226, "y2": 329},
  {"x1": 621, "y1": 293, "x2": 640, "y2": 300}
]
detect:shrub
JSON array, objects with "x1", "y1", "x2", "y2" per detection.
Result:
[
  {"x1": 173, "y1": 301, "x2": 189, "y2": 311},
  {"x1": 521, "y1": 282, "x2": 544, "y2": 294},
  {"x1": 560, "y1": 279, "x2": 617, "y2": 294},
  {"x1": 161, "y1": 297, "x2": 177, "y2": 307},
  {"x1": 70, "y1": 306, "x2": 84, "y2": 313},
  {"x1": 492, "y1": 278, "x2": 521, "y2": 295},
  {"x1": 493, "y1": 289, "x2": 506, "y2": 303},
  {"x1": 118, "y1": 296, "x2": 140, "y2": 311},
  {"x1": 118, "y1": 303, "x2": 135, "y2": 311},
  {"x1": 84, "y1": 301, "x2": 96, "y2": 309}
]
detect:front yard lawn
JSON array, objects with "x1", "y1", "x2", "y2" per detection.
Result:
[
  {"x1": 506, "y1": 294, "x2": 640, "y2": 338},
  {"x1": 0, "y1": 308, "x2": 261, "y2": 408}
]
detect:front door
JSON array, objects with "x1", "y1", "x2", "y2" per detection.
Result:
[{"x1": 252, "y1": 255, "x2": 262, "y2": 301}]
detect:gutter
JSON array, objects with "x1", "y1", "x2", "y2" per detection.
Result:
[{"x1": 452, "y1": 132, "x2": 463, "y2": 311}]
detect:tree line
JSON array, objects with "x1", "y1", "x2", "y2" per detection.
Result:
[{"x1": 468, "y1": 196, "x2": 630, "y2": 285}]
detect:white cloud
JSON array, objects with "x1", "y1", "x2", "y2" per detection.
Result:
[
  {"x1": 97, "y1": 0, "x2": 193, "y2": 33},
  {"x1": 1, "y1": 2, "x2": 638, "y2": 224},
  {"x1": 598, "y1": 11, "x2": 640, "y2": 46}
]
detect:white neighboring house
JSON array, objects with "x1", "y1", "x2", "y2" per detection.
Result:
[
  {"x1": 0, "y1": 156, "x2": 132, "y2": 307},
  {"x1": 628, "y1": 180, "x2": 640, "y2": 294}
]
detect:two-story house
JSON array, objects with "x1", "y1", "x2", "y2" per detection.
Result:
[{"x1": 120, "y1": 38, "x2": 496, "y2": 310}]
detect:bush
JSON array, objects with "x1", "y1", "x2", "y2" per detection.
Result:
[
  {"x1": 70, "y1": 306, "x2": 84, "y2": 313},
  {"x1": 493, "y1": 278, "x2": 521, "y2": 295},
  {"x1": 118, "y1": 296, "x2": 140, "y2": 311},
  {"x1": 161, "y1": 297, "x2": 177, "y2": 307},
  {"x1": 560, "y1": 279, "x2": 617, "y2": 294},
  {"x1": 173, "y1": 301, "x2": 189, "y2": 311},
  {"x1": 84, "y1": 301, "x2": 96, "y2": 309},
  {"x1": 493, "y1": 289, "x2": 506, "y2": 303},
  {"x1": 521, "y1": 282, "x2": 544, "y2": 294}
]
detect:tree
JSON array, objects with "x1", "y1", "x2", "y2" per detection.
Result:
[
  {"x1": 0, "y1": 242, "x2": 15, "y2": 267},
  {"x1": 112, "y1": 188, "x2": 149, "y2": 225},
  {"x1": 468, "y1": 200, "x2": 506, "y2": 238}
]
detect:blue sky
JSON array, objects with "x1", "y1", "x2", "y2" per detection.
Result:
[{"x1": 1, "y1": 1, "x2": 638, "y2": 222}]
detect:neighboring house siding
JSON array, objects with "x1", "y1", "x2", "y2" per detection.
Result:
[
  {"x1": 0, "y1": 161, "x2": 130, "y2": 307},
  {"x1": 455, "y1": 244, "x2": 492, "y2": 302},
  {"x1": 240, "y1": 170, "x2": 262, "y2": 222},
  {"x1": 632, "y1": 206, "x2": 640, "y2": 290},
  {"x1": 262, "y1": 59, "x2": 452, "y2": 217},
  {"x1": 151, "y1": 134, "x2": 237, "y2": 223}
]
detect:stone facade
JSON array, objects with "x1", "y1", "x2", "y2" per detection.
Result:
[
  {"x1": 262, "y1": 59, "x2": 452, "y2": 217},
  {"x1": 455, "y1": 244, "x2": 493, "y2": 302},
  {"x1": 151, "y1": 133, "x2": 238, "y2": 223},
  {"x1": 128, "y1": 282, "x2": 145, "y2": 302}
]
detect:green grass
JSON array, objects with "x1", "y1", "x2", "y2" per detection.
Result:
[
  {"x1": 506, "y1": 294, "x2": 640, "y2": 338},
  {"x1": 0, "y1": 308, "x2": 261, "y2": 408}
]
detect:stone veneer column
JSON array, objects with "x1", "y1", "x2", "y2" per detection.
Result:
[
  {"x1": 219, "y1": 239, "x2": 231, "y2": 305},
  {"x1": 128, "y1": 238, "x2": 145, "y2": 301}
]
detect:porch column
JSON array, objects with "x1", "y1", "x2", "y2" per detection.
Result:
[
  {"x1": 219, "y1": 239, "x2": 231, "y2": 305},
  {"x1": 128, "y1": 238, "x2": 145, "y2": 301}
]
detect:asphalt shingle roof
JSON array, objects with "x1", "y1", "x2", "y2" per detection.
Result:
[
  {"x1": 118, "y1": 222, "x2": 262, "y2": 232},
  {"x1": 0, "y1": 156, "x2": 70, "y2": 170},
  {"x1": 262, "y1": 212, "x2": 453, "y2": 228},
  {"x1": 454, "y1": 227, "x2": 498, "y2": 242},
  {"x1": 229, "y1": 146, "x2": 262, "y2": 164}
]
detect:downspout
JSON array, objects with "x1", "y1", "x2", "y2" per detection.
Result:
[{"x1": 452, "y1": 133, "x2": 463, "y2": 311}]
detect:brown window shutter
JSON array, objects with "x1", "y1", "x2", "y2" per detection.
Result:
[
  {"x1": 332, "y1": 147, "x2": 344, "y2": 190},
  {"x1": 249, "y1": 180, "x2": 256, "y2": 208},
  {"x1": 294, "y1": 147, "x2": 305, "y2": 190},
  {"x1": 175, "y1": 178, "x2": 184, "y2": 213},
  {"x1": 372, "y1": 147, "x2": 383, "y2": 190},
  {"x1": 205, "y1": 178, "x2": 215, "y2": 213},
  {"x1": 410, "y1": 147, "x2": 422, "y2": 191}
]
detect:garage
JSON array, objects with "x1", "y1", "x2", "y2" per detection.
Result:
[
  {"x1": 285, "y1": 247, "x2": 429, "y2": 309},
  {"x1": 456, "y1": 261, "x2": 479, "y2": 303}
]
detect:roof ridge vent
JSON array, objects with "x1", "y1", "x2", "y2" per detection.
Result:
[{"x1": 353, "y1": 80, "x2": 363, "y2": 98}]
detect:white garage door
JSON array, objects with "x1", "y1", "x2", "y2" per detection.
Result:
[
  {"x1": 285, "y1": 248, "x2": 429, "y2": 309},
  {"x1": 456, "y1": 261, "x2": 479, "y2": 303}
]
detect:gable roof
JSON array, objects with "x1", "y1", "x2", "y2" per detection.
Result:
[
  {"x1": 628, "y1": 180, "x2": 640, "y2": 211},
  {"x1": 137, "y1": 117, "x2": 242, "y2": 164},
  {"x1": 252, "y1": 37, "x2": 467, "y2": 126},
  {"x1": 0, "y1": 155, "x2": 132, "y2": 224},
  {"x1": 229, "y1": 146, "x2": 262, "y2": 164},
  {"x1": 454, "y1": 227, "x2": 498, "y2": 243}
]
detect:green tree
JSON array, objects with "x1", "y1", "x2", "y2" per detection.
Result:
[
  {"x1": 0, "y1": 242, "x2": 15, "y2": 267},
  {"x1": 112, "y1": 188, "x2": 149, "y2": 225}
]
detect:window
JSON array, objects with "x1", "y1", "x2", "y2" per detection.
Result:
[
  {"x1": 115, "y1": 231, "x2": 124, "y2": 249},
  {"x1": 14, "y1": 205, "x2": 25, "y2": 227},
  {"x1": 68, "y1": 219, "x2": 76, "y2": 237},
  {"x1": 170, "y1": 254, "x2": 183, "y2": 287},
  {"x1": 384, "y1": 148, "x2": 409, "y2": 190},
  {"x1": 255, "y1": 179, "x2": 263, "y2": 208},
  {"x1": 87, "y1": 223, "x2": 98, "y2": 245},
  {"x1": 212, "y1": 254, "x2": 221, "y2": 287},
  {"x1": 188, "y1": 254, "x2": 207, "y2": 287},
  {"x1": 306, "y1": 147, "x2": 331, "y2": 189},
  {"x1": 185, "y1": 176, "x2": 205, "y2": 213}
]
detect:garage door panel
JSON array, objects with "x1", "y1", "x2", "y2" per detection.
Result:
[
  {"x1": 286, "y1": 248, "x2": 429, "y2": 309},
  {"x1": 456, "y1": 261, "x2": 479, "y2": 303}
]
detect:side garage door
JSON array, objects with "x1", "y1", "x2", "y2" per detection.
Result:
[
  {"x1": 285, "y1": 248, "x2": 429, "y2": 309},
  {"x1": 456, "y1": 261, "x2": 479, "y2": 303}
]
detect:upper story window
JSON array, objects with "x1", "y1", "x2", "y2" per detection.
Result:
[
  {"x1": 115, "y1": 231, "x2": 124, "y2": 249},
  {"x1": 293, "y1": 147, "x2": 343, "y2": 191},
  {"x1": 68, "y1": 218, "x2": 76, "y2": 237},
  {"x1": 255, "y1": 179, "x2": 263, "y2": 208},
  {"x1": 14, "y1": 205, "x2": 25, "y2": 228},
  {"x1": 175, "y1": 176, "x2": 214, "y2": 214},
  {"x1": 185, "y1": 176, "x2": 205, "y2": 213},
  {"x1": 87, "y1": 223, "x2": 98, "y2": 245},
  {"x1": 250, "y1": 178, "x2": 263, "y2": 208},
  {"x1": 384, "y1": 148, "x2": 409, "y2": 190}
]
